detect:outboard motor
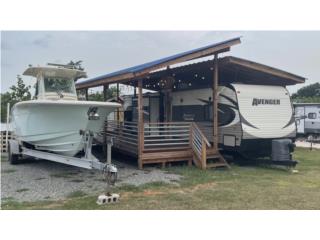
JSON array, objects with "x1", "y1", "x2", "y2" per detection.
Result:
[{"x1": 271, "y1": 139, "x2": 297, "y2": 167}]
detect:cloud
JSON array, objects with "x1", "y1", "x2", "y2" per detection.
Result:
[{"x1": 32, "y1": 33, "x2": 53, "y2": 48}]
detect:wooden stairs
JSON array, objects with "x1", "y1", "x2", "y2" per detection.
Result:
[{"x1": 190, "y1": 123, "x2": 230, "y2": 170}]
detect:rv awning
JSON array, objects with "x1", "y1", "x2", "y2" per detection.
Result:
[
  {"x1": 106, "y1": 56, "x2": 305, "y2": 91},
  {"x1": 76, "y1": 37, "x2": 241, "y2": 89},
  {"x1": 219, "y1": 56, "x2": 306, "y2": 84}
]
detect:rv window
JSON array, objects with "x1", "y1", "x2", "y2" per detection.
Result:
[{"x1": 308, "y1": 112, "x2": 317, "y2": 119}]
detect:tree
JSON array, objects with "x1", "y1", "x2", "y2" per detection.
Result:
[
  {"x1": 292, "y1": 82, "x2": 320, "y2": 103},
  {"x1": 1, "y1": 76, "x2": 32, "y2": 122},
  {"x1": 10, "y1": 75, "x2": 32, "y2": 101},
  {"x1": 88, "y1": 91, "x2": 104, "y2": 101},
  {"x1": 104, "y1": 86, "x2": 120, "y2": 100},
  {"x1": 85, "y1": 86, "x2": 120, "y2": 102}
]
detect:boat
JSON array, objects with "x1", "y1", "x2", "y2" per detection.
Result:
[{"x1": 11, "y1": 64, "x2": 120, "y2": 157}]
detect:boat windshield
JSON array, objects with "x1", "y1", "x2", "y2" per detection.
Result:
[{"x1": 44, "y1": 77, "x2": 76, "y2": 94}]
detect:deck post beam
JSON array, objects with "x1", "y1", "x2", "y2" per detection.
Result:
[
  {"x1": 116, "y1": 83, "x2": 120, "y2": 122},
  {"x1": 134, "y1": 86, "x2": 137, "y2": 97},
  {"x1": 103, "y1": 84, "x2": 109, "y2": 158},
  {"x1": 103, "y1": 84, "x2": 109, "y2": 101},
  {"x1": 138, "y1": 79, "x2": 144, "y2": 169},
  {"x1": 212, "y1": 54, "x2": 230, "y2": 169},
  {"x1": 85, "y1": 88, "x2": 89, "y2": 100},
  {"x1": 213, "y1": 54, "x2": 219, "y2": 150}
]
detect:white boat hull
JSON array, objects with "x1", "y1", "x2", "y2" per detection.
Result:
[{"x1": 11, "y1": 100, "x2": 120, "y2": 156}]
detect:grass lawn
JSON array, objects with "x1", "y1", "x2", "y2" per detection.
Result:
[{"x1": 1, "y1": 148, "x2": 320, "y2": 210}]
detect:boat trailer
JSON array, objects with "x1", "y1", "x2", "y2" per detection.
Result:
[{"x1": 8, "y1": 130, "x2": 118, "y2": 185}]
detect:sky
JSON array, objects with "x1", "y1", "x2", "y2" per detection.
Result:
[{"x1": 1, "y1": 31, "x2": 320, "y2": 95}]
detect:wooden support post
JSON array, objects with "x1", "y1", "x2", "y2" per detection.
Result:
[
  {"x1": 166, "y1": 90, "x2": 172, "y2": 122},
  {"x1": 211, "y1": 54, "x2": 230, "y2": 169},
  {"x1": 138, "y1": 79, "x2": 144, "y2": 169},
  {"x1": 189, "y1": 123, "x2": 193, "y2": 149},
  {"x1": 201, "y1": 138, "x2": 207, "y2": 170},
  {"x1": 103, "y1": 121, "x2": 108, "y2": 161},
  {"x1": 134, "y1": 86, "x2": 137, "y2": 97},
  {"x1": 5, "y1": 102, "x2": 10, "y2": 153},
  {"x1": 85, "y1": 88, "x2": 89, "y2": 100},
  {"x1": 103, "y1": 84, "x2": 109, "y2": 158},
  {"x1": 213, "y1": 54, "x2": 219, "y2": 150},
  {"x1": 103, "y1": 84, "x2": 109, "y2": 101},
  {"x1": 116, "y1": 83, "x2": 120, "y2": 122}
]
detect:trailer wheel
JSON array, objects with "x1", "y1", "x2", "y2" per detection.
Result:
[{"x1": 8, "y1": 142, "x2": 20, "y2": 165}]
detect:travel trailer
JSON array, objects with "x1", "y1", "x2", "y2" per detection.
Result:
[
  {"x1": 122, "y1": 83, "x2": 296, "y2": 158},
  {"x1": 76, "y1": 37, "x2": 305, "y2": 169},
  {"x1": 294, "y1": 103, "x2": 320, "y2": 136}
]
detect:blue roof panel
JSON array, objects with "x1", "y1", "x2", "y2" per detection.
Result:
[{"x1": 77, "y1": 37, "x2": 241, "y2": 86}]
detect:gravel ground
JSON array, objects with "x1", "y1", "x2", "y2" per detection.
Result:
[{"x1": 1, "y1": 156, "x2": 181, "y2": 202}]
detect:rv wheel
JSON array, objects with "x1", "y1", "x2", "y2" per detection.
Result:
[{"x1": 8, "y1": 142, "x2": 20, "y2": 165}]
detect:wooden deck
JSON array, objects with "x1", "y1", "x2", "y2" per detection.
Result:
[{"x1": 105, "y1": 120, "x2": 229, "y2": 169}]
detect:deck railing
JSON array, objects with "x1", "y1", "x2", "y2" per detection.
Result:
[
  {"x1": 196, "y1": 121, "x2": 213, "y2": 142},
  {"x1": 104, "y1": 121, "x2": 213, "y2": 165},
  {"x1": 105, "y1": 120, "x2": 138, "y2": 155},
  {"x1": 144, "y1": 122, "x2": 191, "y2": 151},
  {"x1": 190, "y1": 122, "x2": 211, "y2": 169}
]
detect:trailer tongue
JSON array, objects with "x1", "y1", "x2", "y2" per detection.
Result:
[{"x1": 8, "y1": 130, "x2": 118, "y2": 186}]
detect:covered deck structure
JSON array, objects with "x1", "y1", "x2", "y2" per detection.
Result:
[{"x1": 76, "y1": 37, "x2": 305, "y2": 169}]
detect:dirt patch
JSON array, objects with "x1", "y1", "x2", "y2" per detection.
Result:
[
  {"x1": 187, "y1": 182, "x2": 217, "y2": 192},
  {"x1": 120, "y1": 181, "x2": 217, "y2": 199},
  {"x1": 143, "y1": 190, "x2": 166, "y2": 196}
]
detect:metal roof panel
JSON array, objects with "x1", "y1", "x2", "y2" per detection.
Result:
[{"x1": 76, "y1": 37, "x2": 241, "y2": 88}]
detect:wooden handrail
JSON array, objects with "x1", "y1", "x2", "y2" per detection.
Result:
[
  {"x1": 191, "y1": 122, "x2": 211, "y2": 147},
  {"x1": 190, "y1": 122, "x2": 212, "y2": 169}
]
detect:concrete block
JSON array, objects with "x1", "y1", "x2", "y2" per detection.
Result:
[{"x1": 96, "y1": 193, "x2": 120, "y2": 205}]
